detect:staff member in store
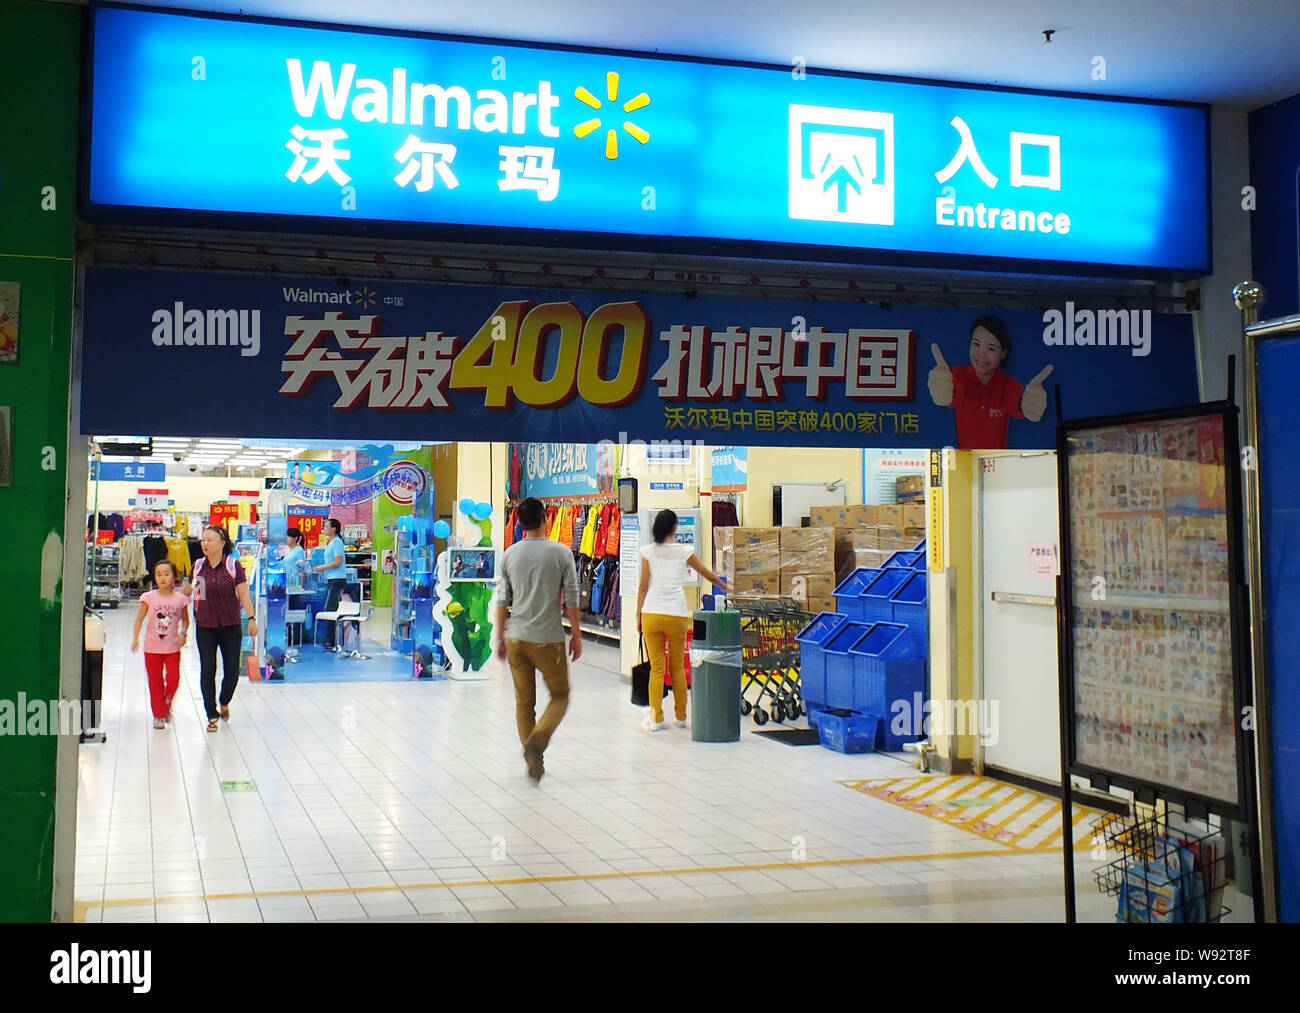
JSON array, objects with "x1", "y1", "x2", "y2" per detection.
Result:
[
  {"x1": 186, "y1": 525, "x2": 257, "y2": 733},
  {"x1": 280, "y1": 527, "x2": 309, "y2": 591},
  {"x1": 636, "y1": 509, "x2": 728, "y2": 733},
  {"x1": 926, "y1": 315, "x2": 1053, "y2": 450},
  {"x1": 313, "y1": 517, "x2": 348, "y2": 651}
]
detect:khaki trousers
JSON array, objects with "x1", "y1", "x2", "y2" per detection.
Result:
[
  {"x1": 642, "y1": 612, "x2": 690, "y2": 723},
  {"x1": 507, "y1": 638, "x2": 570, "y2": 753}
]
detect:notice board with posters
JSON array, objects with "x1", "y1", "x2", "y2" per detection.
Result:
[{"x1": 1058, "y1": 404, "x2": 1249, "y2": 818}]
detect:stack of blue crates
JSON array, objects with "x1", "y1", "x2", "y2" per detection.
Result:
[
  {"x1": 860, "y1": 568, "x2": 910, "y2": 623},
  {"x1": 794, "y1": 611, "x2": 847, "y2": 717},
  {"x1": 831, "y1": 568, "x2": 881, "y2": 621},
  {"x1": 801, "y1": 537, "x2": 931, "y2": 753},
  {"x1": 890, "y1": 571, "x2": 928, "y2": 655}
]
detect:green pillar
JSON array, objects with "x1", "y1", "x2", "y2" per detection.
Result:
[{"x1": 0, "y1": 0, "x2": 80, "y2": 922}]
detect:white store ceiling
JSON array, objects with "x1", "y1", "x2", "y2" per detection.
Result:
[{"x1": 81, "y1": 0, "x2": 1300, "y2": 108}]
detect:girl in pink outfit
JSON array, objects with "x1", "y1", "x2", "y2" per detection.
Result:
[{"x1": 132, "y1": 559, "x2": 191, "y2": 729}]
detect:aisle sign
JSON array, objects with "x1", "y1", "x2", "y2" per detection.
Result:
[
  {"x1": 618, "y1": 513, "x2": 640, "y2": 594},
  {"x1": 137, "y1": 489, "x2": 169, "y2": 510},
  {"x1": 711, "y1": 446, "x2": 748, "y2": 491},
  {"x1": 86, "y1": 4, "x2": 1208, "y2": 274},
  {"x1": 91, "y1": 460, "x2": 164, "y2": 482},
  {"x1": 928, "y1": 450, "x2": 944, "y2": 572}
]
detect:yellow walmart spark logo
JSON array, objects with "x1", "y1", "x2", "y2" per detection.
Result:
[
  {"x1": 573, "y1": 72, "x2": 650, "y2": 159},
  {"x1": 354, "y1": 285, "x2": 377, "y2": 309}
]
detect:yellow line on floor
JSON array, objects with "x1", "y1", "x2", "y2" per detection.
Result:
[
  {"x1": 907, "y1": 774, "x2": 966, "y2": 802},
  {"x1": 933, "y1": 778, "x2": 1003, "y2": 822},
  {"x1": 951, "y1": 788, "x2": 1024, "y2": 829},
  {"x1": 1039, "y1": 803, "x2": 1094, "y2": 849},
  {"x1": 1008, "y1": 803, "x2": 1061, "y2": 846},
  {"x1": 985, "y1": 794, "x2": 1043, "y2": 837},
  {"x1": 73, "y1": 844, "x2": 1065, "y2": 920}
]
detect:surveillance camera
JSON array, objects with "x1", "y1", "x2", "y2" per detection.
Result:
[
  {"x1": 189, "y1": 464, "x2": 198, "y2": 473},
  {"x1": 173, "y1": 453, "x2": 183, "y2": 462}
]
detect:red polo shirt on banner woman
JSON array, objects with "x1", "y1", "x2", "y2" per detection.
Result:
[{"x1": 949, "y1": 365, "x2": 1025, "y2": 449}]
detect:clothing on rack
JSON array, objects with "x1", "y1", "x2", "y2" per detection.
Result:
[
  {"x1": 142, "y1": 535, "x2": 169, "y2": 583},
  {"x1": 118, "y1": 535, "x2": 148, "y2": 584},
  {"x1": 88, "y1": 512, "x2": 125, "y2": 541},
  {"x1": 712, "y1": 499, "x2": 739, "y2": 528}
]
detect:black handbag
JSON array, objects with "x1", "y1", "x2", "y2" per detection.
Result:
[{"x1": 630, "y1": 636, "x2": 650, "y2": 707}]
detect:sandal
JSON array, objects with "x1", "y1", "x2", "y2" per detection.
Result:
[
  {"x1": 207, "y1": 718, "x2": 219, "y2": 733},
  {"x1": 153, "y1": 719, "x2": 166, "y2": 730},
  {"x1": 220, "y1": 704, "x2": 230, "y2": 721}
]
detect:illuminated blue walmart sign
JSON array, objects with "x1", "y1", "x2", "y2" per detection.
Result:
[{"x1": 86, "y1": 5, "x2": 1209, "y2": 274}]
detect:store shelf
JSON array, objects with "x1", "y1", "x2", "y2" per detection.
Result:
[{"x1": 562, "y1": 618, "x2": 621, "y2": 642}]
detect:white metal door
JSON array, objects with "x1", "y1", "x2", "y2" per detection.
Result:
[{"x1": 980, "y1": 453, "x2": 1061, "y2": 783}]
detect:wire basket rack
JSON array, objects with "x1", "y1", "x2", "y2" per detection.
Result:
[{"x1": 1091, "y1": 809, "x2": 1231, "y2": 923}]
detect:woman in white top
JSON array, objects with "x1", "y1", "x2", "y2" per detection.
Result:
[{"x1": 636, "y1": 509, "x2": 729, "y2": 732}]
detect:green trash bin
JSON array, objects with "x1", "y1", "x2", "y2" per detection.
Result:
[{"x1": 691, "y1": 609, "x2": 742, "y2": 742}]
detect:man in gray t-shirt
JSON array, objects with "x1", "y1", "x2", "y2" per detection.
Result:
[{"x1": 495, "y1": 497, "x2": 582, "y2": 783}]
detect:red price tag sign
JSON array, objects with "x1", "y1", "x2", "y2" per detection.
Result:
[
  {"x1": 209, "y1": 504, "x2": 241, "y2": 531},
  {"x1": 294, "y1": 514, "x2": 324, "y2": 548},
  {"x1": 96, "y1": 530, "x2": 115, "y2": 545}
]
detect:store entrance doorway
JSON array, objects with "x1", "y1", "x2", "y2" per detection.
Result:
[{"x1": 979, "y1": 452, "x2": 1061, "y2": 786}]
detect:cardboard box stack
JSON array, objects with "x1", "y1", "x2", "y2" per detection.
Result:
[
  {"x1": 780, "y1": 526, "x2": 836, "y2": 613},
  {"x1": 810, "y1": 502, "x2": 927, "y2": 581},
  {"x1": 896, "y1": 475, "x2": 925, "y2": 503},
  {"x1": 715, "y1": 527, "x2": 781, "y2": 595}
]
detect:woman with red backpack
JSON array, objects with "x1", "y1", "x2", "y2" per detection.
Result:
[{"x1": 184, "y1": 525, "x2": 258, "y2": 733}]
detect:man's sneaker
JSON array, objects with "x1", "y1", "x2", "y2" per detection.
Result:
[
  {"x1": 524, "y1": 745, "x2": 544, "y2": 783},
  {"x1": 642, "y1": 713, "x2": 668, "y2": 733},
  {"x1": 674, "y1": 717, "x2": 688, "y2": 728}
]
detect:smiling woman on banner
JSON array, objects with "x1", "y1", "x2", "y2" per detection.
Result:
[{"x1": 926, "y1": 315, "x2": 1054, "y2": 450}]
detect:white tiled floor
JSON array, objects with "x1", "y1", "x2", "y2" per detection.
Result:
[{"x1": 73, "y1": 603, "x2": 1230, "y2": 922}]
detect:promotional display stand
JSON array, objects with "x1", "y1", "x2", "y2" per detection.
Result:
[{"x1": 1054, "y1": 380, "x2": 1262, "y2": 924}]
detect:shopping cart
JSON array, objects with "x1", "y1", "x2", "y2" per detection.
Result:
[{"x1": 729, "y1": 593, "x2": 811, "y2": 725}]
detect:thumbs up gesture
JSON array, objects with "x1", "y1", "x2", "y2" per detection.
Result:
[
  {"x1": 1021, "y1": 365, "x2": 1053, "y2": 422},
  {"x1": 927, "y1": 344, "x2": 954, "y2": 406}
]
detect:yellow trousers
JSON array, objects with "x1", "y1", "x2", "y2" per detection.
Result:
[{"x1": 642, "y1": 612, "x2": 690, "y2": 723}]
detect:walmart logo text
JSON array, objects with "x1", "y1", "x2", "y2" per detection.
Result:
[{"x1": 287, "y1": 60, "x2": 560, "y2": 136}]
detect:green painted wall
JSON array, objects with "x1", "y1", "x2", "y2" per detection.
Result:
[{"x1": 0, "y1": 0, "x2": 80, "y2": 922}]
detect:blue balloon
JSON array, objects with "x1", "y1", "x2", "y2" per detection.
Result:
[
  {"x1": 397, "y1": 515, "x2": 415, "y2": 531},
  {"x1": 433, "y1": 520, "x2": 451, "y2": 539},
  {"x1": 458, "y1": 497, "x2": 476, "y2": 515},
  {"x1": 474, "y1": 501, "x2": 493, "y2": 520}
]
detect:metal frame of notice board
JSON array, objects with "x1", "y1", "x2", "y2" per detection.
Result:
[{"x1": 1052, "y1": 380, "x2": 1262, "y2": 923}]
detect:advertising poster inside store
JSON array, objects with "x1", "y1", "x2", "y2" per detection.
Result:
[
  {"x1": 81, "y1": 267, "x2": 1200, "y2": 451},
  {"x1": 1063, "y1": 411, "x2": 1243, "y2": 812}
]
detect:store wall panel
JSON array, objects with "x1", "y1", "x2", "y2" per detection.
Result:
[
  {"x1": 0, "y1": 0, "x2": 80, "y2": 922},
  {"x1": 1248, "y1": 93, "x2": 1300, "y2": 317},
  {"x1": 745, "y1": 448, "x2": 863, "y2": 527}
]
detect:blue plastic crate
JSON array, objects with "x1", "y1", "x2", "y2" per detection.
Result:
[
  {"x1": 890, "y1": 571, "x2": 928, "y2": 655},
  {"x1": 794, "y1": 612, "x2": 847, "y2": 707},
  {"x1": 846, "y1": 622, "x2": 915, "y2": 712},
  {"x1": 832, "y1": 567, "x2": 881, "y2": 622},
  {"x1": 913, "y1": 538, "x2": 926, "y2": 553},
  {"x1": 860, "y1": 568, "x2": 911, "y2": 623},
  {"x1": 817, "y1": 710, "x2": 880, "y2": 754},
  {"x1": 881, "y1": 551, "x2": 914, "y2": 569},
  {"x1": 822, "y1": 621, "x2": 873, "y2": 710},
  {"x1": 805, "y1": 700, "x2": 828, "y2": 731}
]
